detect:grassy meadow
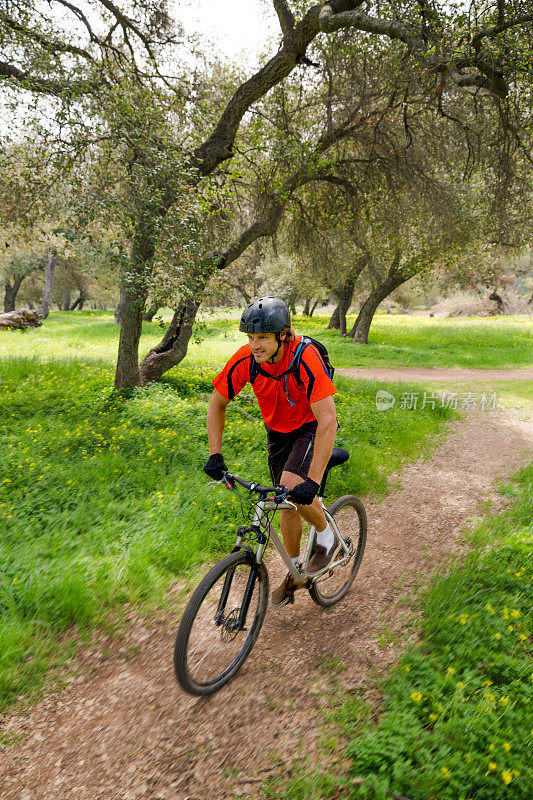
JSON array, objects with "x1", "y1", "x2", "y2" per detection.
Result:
[
  {"x1": 265, "y1": 465, "x2": 533, "y2": 800},
  {"x1": 0, "y1": 309, "x2": 531, "y2": 369},
  {"x1": 0, "y1": 311, "x2": 467, "y2": 710}
]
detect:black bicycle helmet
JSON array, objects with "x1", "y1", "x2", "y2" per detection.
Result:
[{"x1": 239, "y1": 297, "x2": 291, "y2": 333}]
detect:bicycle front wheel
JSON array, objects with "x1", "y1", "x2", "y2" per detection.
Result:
[
  {"x1": 174, "y1": 550, "x2": 269, "y2": 696},
  {"x1": 308, "y1": 495, "x2": 367, "y2": 608}
]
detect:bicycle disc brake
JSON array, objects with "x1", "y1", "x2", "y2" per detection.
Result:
[{"x1": 220, "y1": 608, "x2": 244, "y2": 641}]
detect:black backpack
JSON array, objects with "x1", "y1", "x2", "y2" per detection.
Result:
[{"x1": 249, "y1": 336, "x2": 335, "y2": 407}]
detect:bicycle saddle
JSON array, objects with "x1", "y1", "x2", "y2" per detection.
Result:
[{"x1": 327, "y1": 448, "x2": 350, "y2": 470}]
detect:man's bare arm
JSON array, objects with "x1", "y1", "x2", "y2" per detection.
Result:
[
  {"x1": 307, "y1": 395, "x2": 338, "y2": 485},
  {"x1": 207, "y1": 389, "x2": 231, "y2": 454}
]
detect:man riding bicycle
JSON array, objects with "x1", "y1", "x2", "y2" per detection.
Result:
[{"x1": 204, "y1": 296, "x2": 338, "y2": 608}]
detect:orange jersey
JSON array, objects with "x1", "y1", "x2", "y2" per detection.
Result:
[{"x1": 212, "y1": 335, "x2": 337, "y2": 432}]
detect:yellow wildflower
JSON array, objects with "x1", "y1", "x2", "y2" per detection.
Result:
[
  {"x1": 499, "y1": 696, "x2": 510, "y2": 706},
  {"x1": 441, "y1": 766, "x2": 451, "y2": 779},
  {"x1": 501, "y1": 770, "x2": 513, "y2": 785},
  {"x1": 411, "y1": 691, "x2": 423, "y2": 703},
  {"x1": 502, "y1": 742, "x2": 511, "y2": 752}
]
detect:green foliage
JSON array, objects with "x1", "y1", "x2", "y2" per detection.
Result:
[
  {"x1": 0, "y1": 346, "x2": 454, "y2": 710},
  {"x1": 345, "y1": 464, "x2": 532, "y2": 800},
  {"x1": 266, "y1": 465, "x2": 532, "y2": 800}
]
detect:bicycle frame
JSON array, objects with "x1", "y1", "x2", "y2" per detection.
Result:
[
  {"x1": 210, "y1": 478, "x2": 352, "y2": 635},
  {"x1": 234, "y1": 495, "x2": 352, "y2": 585}
]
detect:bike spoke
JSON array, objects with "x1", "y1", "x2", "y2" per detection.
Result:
[
  {"x1": 175, "y1": 556, "x2": 266, "y2": 692},
  {"x1": 188, "y1": 628, "x2": 216, "y2": 660},
  {"x1": 189, "y1": 638, "x2": 222, "y2": 676}
]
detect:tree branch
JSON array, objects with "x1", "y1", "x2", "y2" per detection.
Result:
[
  {"x1": 0, "y1": 12, "x2": 95, "y2": 61},
  {"x1": 318, "y1": 8, "x2": 415, "y2": 44},
  {"x1": 471, "y1": 13, "x2": 533, "y2": 50},
  {"x1": 0, "y1": 59, "x2": 93, "y2": 95},
  {"x1": 272, "y1": 0, "x2": 296, "y2": 43},
  {"x1": 191, "y1": 1, "x2": 365, "y2": 175},
  {"x1": 212, "y1": 106, "x2": 369, "y2": 270}
]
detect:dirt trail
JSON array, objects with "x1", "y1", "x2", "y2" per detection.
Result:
[
  {"x1": 337, "y1": 366, "x2": 533, "y2": 382},
  {"x1": 1, "y1": 409, "x2": 532, "y2": 800}
]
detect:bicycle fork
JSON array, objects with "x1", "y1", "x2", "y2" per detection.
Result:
[{"x1": 215, "y1": 526, "x2": 267, "y2": 633}]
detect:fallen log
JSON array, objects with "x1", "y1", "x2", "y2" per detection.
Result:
[{"x1": 0, "y1": 309, "x2": 43, "y2": 330}]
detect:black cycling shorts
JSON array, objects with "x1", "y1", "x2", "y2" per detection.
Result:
[{"x1": 265, "y1": 420, "x2": 318, "y2": 485}]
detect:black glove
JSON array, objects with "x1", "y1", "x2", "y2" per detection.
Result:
[
  {"x1": 203, "y1": 453, "x2": 227, "y2": 480},
  {"x1": 288, "y1": 477, "x2": 320, "y2": 505}
]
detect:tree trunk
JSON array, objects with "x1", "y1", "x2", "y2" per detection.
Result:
[
  {"x1": 139, "y1": 296, "x2": 200, "y2": 384},
  {"x1": 37, "y1": 249, "x2": 56, "y2": 320},
  {"x1": 328, "y1": 256, "x2": 368, "y2": 335},
  {"x1": 138, "y1": 269, "x2": 213, "y2": 384},
  {"x1": 327, "y1": 305, "x2": 340, "y2": 329},
  {"x1": 114, "y1": 276, "x2": 146, "y2": 388},
  {"x1": 337, "y1": 279, "x2": 356, "y2": 337},
  {"x1": 310, "y1": 299, "x2": 319, "y2": 316},
  {"x1": 114, "y1": 226, "x2": 155, "y2": 389},
  {"x1": 62, "y1": 290, "x2": 71, "y2": 311},
  {"x1": 287, "y1": 294, "x2": 297, "y2": 315},
  {"x1": 3, "y1": 273, "x2": 24, "y2": 312},
  {"x1": 114, "y1": 284, "x2": 127, "y2": 324},
  {"x1": 142, "y1": 299, "x2": 159, "y2": 322},
  {"x1": 348, "y1": 254, "x2": 408, "y2": 343},
  {"x1": 303, "y1": 297, "x2": 311, "y2": 316},
  {"x1": 489, "y1": 290, "x2": 506, "y2": 314},
  {"x1": 236, "y1": 283, "x2": 252, "y2": 305}
]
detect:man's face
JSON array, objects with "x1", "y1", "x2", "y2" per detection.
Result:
[{"x1": 247, "y1": 332, "x2": 282, "y2": 363}]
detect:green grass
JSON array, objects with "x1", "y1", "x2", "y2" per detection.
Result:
[
  {"x1": 193, "y1": 311, "x2": 533, "y2": 370},
  {"x1": 198, "y1": 311, "x2": 533, "y2": 370},
  {"x1": 0, "y1": 356, "x2": 455, "y2": 710},
  {"x1": 264, "y1": 465, "x2": 532, "y2": 800},
  {"x1": 322, "y1": 313, "x2": 533, "y2": 370},
  {"x1": 0, "y1": 308, "x2": 526, "y2": 711},
  {"x1": 0, "y1": 309, "x2": 531, "y2": 369}
]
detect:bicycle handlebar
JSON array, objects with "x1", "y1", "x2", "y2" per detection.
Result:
[{"x1": 223, "y1": 471, "x2": 288, "y2": 501}]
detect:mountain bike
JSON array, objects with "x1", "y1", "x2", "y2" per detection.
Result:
[{"x1": 174, "y1": 447, "x2": 367, "y2": 696}]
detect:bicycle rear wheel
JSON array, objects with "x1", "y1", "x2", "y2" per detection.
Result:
[
  {"x1": 174, "y1": 550, "x2": 269, "y2": 696},
  {"x1": 308, "y1": 495, "x2": 367, "y2": 608}
]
